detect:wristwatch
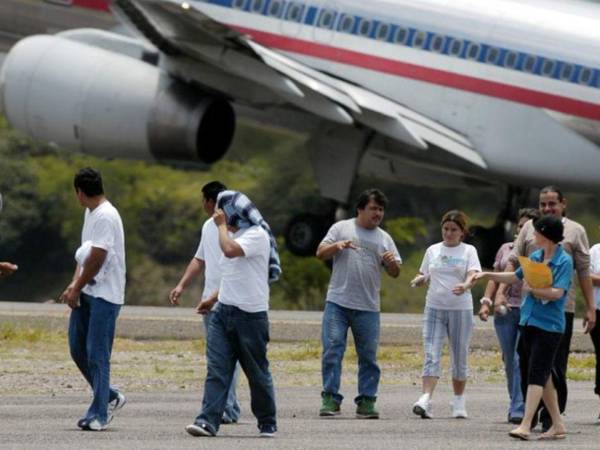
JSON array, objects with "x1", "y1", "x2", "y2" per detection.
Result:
[{"x1": 479, "y1": 297, "x2": 493, "y2": 306}]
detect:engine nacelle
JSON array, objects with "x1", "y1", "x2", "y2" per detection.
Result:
[{"x1": 0, "y1": 34, "x2": 235, "y2": 164}]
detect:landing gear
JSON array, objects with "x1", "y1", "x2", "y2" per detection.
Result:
[
  {"x1": 465, "y1": 186, "x2": 532, "y2": 268},
  {"x1": 283, "y1": 213, "x2": 331, "y2": 256}
]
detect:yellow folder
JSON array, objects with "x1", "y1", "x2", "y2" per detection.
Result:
[{"x1": 518, "y1": 256, "x2": 553, "y2": 289}]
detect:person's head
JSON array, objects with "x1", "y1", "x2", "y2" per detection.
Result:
[
  {"x1": 73, "y1": 167, "x2": 104, "y2": 205},
  {"x1": 533, "y1": 215, "x2": 564, "y2": 247},
  {"x1": 201, "y1": 181, "x2": 227, "y2": 215},
  {"x1": 355, "y1": 188, "x2": 388, "y2": 230},
  {"x1": 440, "y1": 210, "x2": 469, "y2": 246},
  {"x1": 516, "y1": 208, "x2": 540, "y2": 237},
  {"x1": 539, "y1": 185, "x2": 566, "y2": 218}
]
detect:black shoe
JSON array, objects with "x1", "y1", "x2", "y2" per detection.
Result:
[{"x1": 508, "y1": 416, "x2": 523, "y2": 425}]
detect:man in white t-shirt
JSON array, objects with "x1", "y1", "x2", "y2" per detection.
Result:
[
  {"x1": 59, "y1": 168, "x2": 126, "y2": 432},
  {"x1": 185, "y1": 191, "x2": 277, "y2": 438},
  {"x1": 317, "y1": 189, "x2": 402, "y2": 419},
  {"x1": 169, "y1": 181, "x2": 241, "y2": 424}
]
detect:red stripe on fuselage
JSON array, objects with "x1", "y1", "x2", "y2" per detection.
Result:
[
  {"x1": 233, "y1": 26, "x2": 600, "y2": 121},
  {"x1": 72, "y1": 0, "x2": 110, "y2": 12}
]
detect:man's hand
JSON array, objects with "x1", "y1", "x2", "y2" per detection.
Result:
[
  {"x1": 0, "y1": 262, "x2": 18, "y2": 277},
  {"x1": 410, "y1": 274, "x2": 428, "y2": 288},
  {"x1": 169, "y1": 285, "x2": 183, "y2": 306},
  {"x1": 336, "y1": 240, "x2": 357, "y2": 251},
  {"x1": 59, "y1": 283, "x2": 81, "y2": 309},
  {"x1": 381, "y1": 251, "x2": 396, "y2": 267},
  {"x1": 213, "y1": 209, "x2": 226, "y2": 227},
  {"x1": 478, "y1": 304, "x2": 490, "y2": 322},
  {"x1": 583, "y1": 308, "x2": 596, "y2": 334},
  {"x1": 196, "y1": 297, "x2": 217, "y2": 315}
]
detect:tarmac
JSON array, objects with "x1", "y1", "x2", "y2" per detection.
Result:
[
  {"x1": 0, "y1": 301, "x2": 596, "y2": 351},
  {"x1": 1, "y1": 384, "x2": 599, "y2": 449}
]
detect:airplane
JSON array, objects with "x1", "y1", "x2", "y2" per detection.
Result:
[{"x1": 1, "y1": 0, "x2": 600, "y2": 266}]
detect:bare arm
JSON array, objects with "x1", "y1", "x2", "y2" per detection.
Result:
[
  {"x1": 213, "y1": 209, "x2": 244, "y2": 258},
  {"x1": 452, "y1": 269, "x2": 479, "y2": 295},
  {"x1": 0, "y1": 262, "x2": 18, "y2": 277},
  {"x1": 196, "y1": 290, "x2": 219, "y2": 315},
  {"x1": 60, "y1": 248, "x2": 107, "y2": 309},
  {"x1": 528, "y1": 286, "x2": 566, "y2": 302},
  {"x1": 316, "y1": 240, "x2": 357, "y2": 260},
  {"x1": 475, "y1": 271, "x2": 519, "y2": 285},
  {"x1": 579, "y1": 274, "x2": 596, "y2": 333},
  {"x1": 592, "y1": 273, "x2": 600, "y2": 287},
  {"x1": 169, "y1": 258, "x2": 205, "y2": 305},
  {"x1": 382, "y1": 250, "x2": 400, "y2": 278}
]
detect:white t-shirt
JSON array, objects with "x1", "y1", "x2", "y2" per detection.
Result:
[
  {"x1": 591, "y1": 244, "x2": 600, "y2": 310},
  {"x1": 420, "y1": 242, "x2": 481, "y2": 310},
  {"x1": 218, "y1": 226, "x2": 270, "y2": 313},
  {"x1": 194, "y1": 218, "x2": 222, "y2": 301},
  {"x1": 77, "y1": 201, "x2": 126, "y2": 305}
]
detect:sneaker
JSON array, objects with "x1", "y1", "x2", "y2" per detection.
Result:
[
  {"x1": 355, "y1": 398, "x2": 379, "y2": 419},
  {"x1": 451, "y1": 395, "x2": 468, "y2": 419},
  {"x1": 221, "y1": 413, "x2": 238, "y2": 425},
  {"x1": 319, "y1": 394, "x2": 341, "y2": 417},
  {"x1": 87, "y1": 418, "x2": 108, "y2": 431},
  {"x1": 108, "y1": 391, "x2": 126, "y2": 423},
  {"x1": 77, "y1": 417, "x2": 90, "y2": 430},
  {"x1": 259, "y1": 424, "x2": 277, "y2": 438},
  {"x1": 185, "y1": 422, "x2": 215, "y2": 437},
  {"x1": 412, "y1": 393, "x2": 433, "y2": 419}
]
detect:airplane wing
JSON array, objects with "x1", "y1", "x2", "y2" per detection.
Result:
[{"x1": 111, "y1": 0, "x2": 487, "y2": 169}]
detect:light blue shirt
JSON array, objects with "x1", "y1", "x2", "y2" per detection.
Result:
[{"x1": 516, "y1": 245, "x2": 573, "y2": 333}]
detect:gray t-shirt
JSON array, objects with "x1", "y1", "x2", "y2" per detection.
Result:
[{"x1": 320, "y1": 219, "x2": 402, "y2": 312}]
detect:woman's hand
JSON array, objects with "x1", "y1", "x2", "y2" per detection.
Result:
[
  {"x1": 452, "y1": 282, "x2": 469, "y2": 295},
  {"x1": 410, "y1": 274, "x2": 428, "y2": 288}
]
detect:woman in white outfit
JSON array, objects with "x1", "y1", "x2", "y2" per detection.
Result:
[{"x1": 411, "y1": 210, "x2": 481, "y2": 419}]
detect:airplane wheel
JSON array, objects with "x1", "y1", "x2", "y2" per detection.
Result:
[{"x1": 284, "y1": 213, "x2": 329, "y2": 256}]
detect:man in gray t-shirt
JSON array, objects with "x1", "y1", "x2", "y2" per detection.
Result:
[{"x1": 317, "y1": 189, "x2": 401, "y2": 419}]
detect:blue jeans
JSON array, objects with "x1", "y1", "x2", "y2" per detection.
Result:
[
  {"x1": 494, "y1": 307, "x2": 524, "y2": 419},
  {"x1": 321, "y1": 301, "x2": 380, "y2": 404},
  {"x1": 195, "y1": 304, "x2": 276, "y2": 434},
  {"x1": 68, "y1": 293, "x2": 121, "y2": 423},
  {"x1": 203, "y1": 306, "x2": 241, "y2": 422}
]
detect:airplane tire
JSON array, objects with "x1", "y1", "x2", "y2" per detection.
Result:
[
  {"x1": 465, "y1": 224, "x2": 507, "y2": 269},
  {"x1": 284, "y1": 213, "x2": 329, "y2": 257}
]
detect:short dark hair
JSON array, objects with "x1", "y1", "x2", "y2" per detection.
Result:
[
  {"x1": 539, "y1": 185, "x2": 564, "y2": 202},
  {"x1": 533, "y1": 215, "x2": 564, "y2": 244},
  {"x1": 201, "y1": 181, "x2": 227, "y2": 203},
  {"x1": 74, "y1": 167, "x2": 104, "y2": 197},
  {"x1": 518, "y1": 208, "x2": 540, "y2": 222},
  {"x1": 356, "y1": 188, "x2": 388, "y2": 211}
]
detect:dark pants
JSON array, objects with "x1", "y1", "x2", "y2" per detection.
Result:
[
  {"x1": 68, "y1": 293, "x2": 121, "y2": 423},
  {"x1": 590, "y1": 309, "x2": 600, "y2": 396},
  {"x1": 538, "y1": 312, "x2": 573, "y2": 426},
  {"x1": 194, "y1": 304, "x2": 276, "y2": 435}
]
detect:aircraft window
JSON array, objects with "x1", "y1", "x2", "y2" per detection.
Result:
[
  {"x1": 486, "y1": 47, "x2": 499, "y2": 64},
  {"x1": 286, "y1": 3, "x2": 304, "y2": 22},
  {"x1": 339, "y1": 14, "x2": 354, "y2": 33},
  {"x1": 394, "y1": 27, "x2": 409, "y2": 45},
  {"x1": 579, "y1": 67, "x2": 592, "y2": 85},
  {"x1": 466, "y1": 43, "x2": 480, "y2": 60},
  {"x1": 251, "y1": 0, "x2": 264, "y2": 13},
  {"x1": 541, "y1": 59, "x2": 555, "y2": 77},
  {"x1": 358, "y1": 19, "x2": 372, "y2": 37},
  {"x1": 523, "y1": 55, "x2": 536, "y2": 73},
  {"x1": 233, "y1": 0, "x2": 246, "y2": 9},
  {"x1": 504, "y1": 51, "x2": 518, "y2": 68},
  {"x1": 413, "y1": 31, "x2": 427, "y2": 49},
  {"x1": 318, "y1": 9, "x2": 336, "y2": 29},
  {"x1": 431, "y1": 35, "x2": 444, "y2": 53},
  {"x1": 268, "y1": 0, "x2": 284, "y2": 17},
  {"x1": 376, "y1": 23, "x2": 390, "y2": 41},
  {"x1": 448, "y1": 39, "x2": 462, "y2": 56},
  {"x1": 560, "y1": 63, "x2": 573, "y2": 81}
]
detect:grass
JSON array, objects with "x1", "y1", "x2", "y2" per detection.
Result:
[{"x1": 0, "y1": 324, "x2": 595, "y2": 395}]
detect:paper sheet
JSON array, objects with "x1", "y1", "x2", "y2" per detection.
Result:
[{"x1": 518, "y1": 256, "x2": 553, "y2": 289}]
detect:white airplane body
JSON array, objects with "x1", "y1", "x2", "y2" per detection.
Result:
[{"x1": 1, "y1": 0, "x2": 600, "y2": 255}]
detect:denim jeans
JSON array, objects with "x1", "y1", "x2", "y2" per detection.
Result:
[
  {"x1": 494, "y1": 307, "x2": 524, "y2": 419},
  {"x1": 68, "y1": 293, "x2": 121, "y2": 423},
  {"x1": 203, "y1": 306, "x2": 241, "y2": 422},
  {"x1": 195, "y1": 304, "x2": 276, "y2": 434},
  {"x1": 321, "y1": 301, "x2": 380, "y2": 404}
]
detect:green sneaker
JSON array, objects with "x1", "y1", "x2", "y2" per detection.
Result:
[
  {"x1": 356, "y1": 398, "x2": 379, "y2": 419},
  {"x1": 319, "y1": 394, "x2": 341, "y2": 417}
]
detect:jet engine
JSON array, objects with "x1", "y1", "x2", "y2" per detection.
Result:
[{"x1": 0, "y1": 35, "x2": 235, "y2": 164}]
